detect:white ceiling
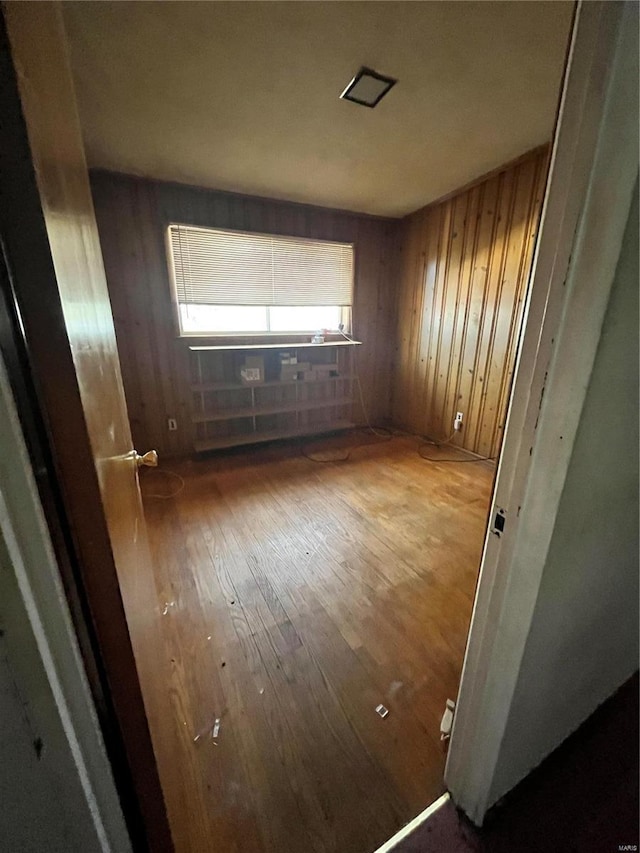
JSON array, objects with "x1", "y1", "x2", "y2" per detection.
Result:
[{"x1": 62, "y1": 1, "x2": 573, "y2": 218}]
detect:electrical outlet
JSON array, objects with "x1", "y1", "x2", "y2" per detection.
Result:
[
  {"x1": 454, "y1": 411, "x2": 464, "y2": 431},
  {"x1": 167, "y1": 418, "x2": 178, "y2": 431}
]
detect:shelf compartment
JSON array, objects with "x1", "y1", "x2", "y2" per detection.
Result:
[
  {"x1": 190, "y1": 373, "x2": 352, "y2": 393},
  {"x1": 192, "y1": 395, "x2": 353, "y2": 424},
  {"x1": 194, "y1": 420, "x2": 354, "y2": 453}
]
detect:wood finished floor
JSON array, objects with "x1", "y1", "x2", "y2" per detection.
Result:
[{"x1": 137, "y1": 435, "x2": 494, "y2": 853}]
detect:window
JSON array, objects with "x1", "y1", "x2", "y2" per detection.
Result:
[{"x1": 167, "y1": 224, "x2": 354, "y2": 335}]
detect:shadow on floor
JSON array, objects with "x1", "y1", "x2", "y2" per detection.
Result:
[{"x1": 394, "y1": 672, "x2": 639, "y2": 852}]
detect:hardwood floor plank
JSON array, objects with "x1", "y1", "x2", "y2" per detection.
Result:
[
  {"x1": 136, "y1": 436, "x2": 493, "y2": 852},
  {"x1": 184, "y1": 486, "x2": 343, "y2": 852}
]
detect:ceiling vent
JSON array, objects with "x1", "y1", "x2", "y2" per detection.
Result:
[{"x1": 340, "y1": 67, "x2": 397, "y2": 108}]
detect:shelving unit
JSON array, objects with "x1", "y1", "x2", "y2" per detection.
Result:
[{"x1": 189, "y1": 340, "x2": 361, "y2": 452}]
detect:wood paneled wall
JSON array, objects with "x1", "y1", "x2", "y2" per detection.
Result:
[
  {"x1": 392, "y1": 147, "x2": 549, "y2": 458},
  {"x1": 92, "y1": 150, "x2": 547, "y2": 460},
  {"x1": 91, "y1": 172, "x2": 397, "y2": 456}
]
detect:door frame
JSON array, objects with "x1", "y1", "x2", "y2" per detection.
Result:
[
  {"x1": 445, "y1": 0, "x2": 639, "y2": 824},
  {"x1": 0, "y1": 5, "x2": 171, "y2": 850}
]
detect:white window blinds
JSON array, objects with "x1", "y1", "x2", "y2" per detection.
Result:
[{"x1": 168, "y1": 224, "x2": 354, "y2": 307}]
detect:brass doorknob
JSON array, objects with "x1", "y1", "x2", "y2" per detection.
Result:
[{"x1": 134, "y1": 450, "x2": 158, "y2": 468}]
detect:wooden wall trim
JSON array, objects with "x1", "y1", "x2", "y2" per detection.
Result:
[
  {"x1": 392, "y1": 147, "x2": 549, "y2": 457},
  {"x1": 91, "y1": 172, "x2": 398, "y2": 456}
]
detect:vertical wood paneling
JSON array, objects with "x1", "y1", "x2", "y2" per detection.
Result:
[
  {"x1": 392, "y1": 148, "x2": 549, "y2": 457},
  {"x1": 91, "y1": 173, "x2": 397, "y2": 456}
]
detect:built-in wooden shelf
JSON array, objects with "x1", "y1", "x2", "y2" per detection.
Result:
[
  {"x1": 194, "y1": 419, "x2": 354, "y2": 453},
  {"x1": 190, "y1": 340, "x2": 359, "y2": 453},
  {"x1": 189, "y1": 340, "x2": 362, "y2": 352},
  {"x1": 192, "y1": 396, "x2": 353, "y2": 424}
]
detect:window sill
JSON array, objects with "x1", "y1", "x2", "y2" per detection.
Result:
[
  {"x1": 188, "y1": 339, "x2": 362, "y2": 352},
  {"x1": 178, "y1": 333, "x2": 352, "y2": 346}
]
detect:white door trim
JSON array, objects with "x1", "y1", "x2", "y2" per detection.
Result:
[{"x1": 445, "y1": 0, "x2": 639, "y2": 824}]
